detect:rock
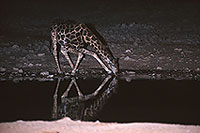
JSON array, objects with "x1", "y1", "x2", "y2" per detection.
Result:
[
  {"x1": 122, "y1": 36, "x2": 126, "y2": 40},
  {"x1": 0, "y1": 67, "x2": 6, "y2": 72},
  {"x1": 10, "y1": 56, "x2": 15, "y2": 60},
  {"x1": 127, "y1": 71, "x2": 136, "y2": 75},
  {"x1": 174, "y1": 48, "x2": 182, "y2": 52},
  {"x1": 31, "y1": 73, "x2": 36, "y2": 77},
  {"x1": 121, "y1": 24, "x2": 126, "y2": 28},
  {"x1": 129, "y1": 38, "x2": 134, "y2": 41},
  {"x1": 28, "y1": 43, "x2": 32, "y2": 47},
  {"x1": 129, "y1": 23, "x2": 136, "y2": 27},
  {"x1": 47, "y1": 75, "x2": 54, "y2": 78},
  {"x1": 37, "y1": 53, "x2": 45, "y2": 57},
  {"x1": 40, "y1": 71, "x2": 49, "y2": 76},
  {"x1": 157, "y1": 74, "x2": 162, "y2": 79},
  {"x1": 125, "y1": 49, "x2": 132, "y2": 53},
  {"x1": 133, "y1": 42, "x2": 138, "y2": 47},
  {"x1": 44, "y1": 40, "x2": 50, "y2": 44},
  {"x1": 42, "y1": 45, "x2": 49, "y2": 51},
  {"x1": 28, "y1": 63, "x2": 34, "y2": 67},
  {"x1": 29, "y1": 50, "x2": 34, "y2": 53},
  {"x1": 124, "y1": 56, "x2": 134, "y2": 61},
  {"x1": 12, "y1": 44, "x2": 19, "y2": 49},
  {"x1": 125, "y1": 77, "x2": 132, "y2": 82},
  {"x1": 124, "y1": 56, "x2": 130, "y2": 61},
  {"x1": 13, "y1": 67, "x2": 19, "y2": 71},
  {"x1": 159, "y1": 56, "x2": 165, "y2": 60},
  {"x1": 13, "y1": 78, "x2": 20, "y2": 83},
  {"x1": 36, "y1": 64, "x2": 42, "y2": 66},
  {"x1": 34, "y1": 43, "x2": 39, "y2": 47},
  {"x1": 156, "y1": 66, "x2": 162, "y2": 70},
  {"x1": 18, "y1": 69, "x2": 23, "y2": 73},
  {"x1": 150, "y1": 54, "x2": 154, "y2": 57}
]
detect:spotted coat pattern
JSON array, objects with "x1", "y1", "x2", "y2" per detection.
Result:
[{"x1": 51, "y1": 21, "x2": 118, "y2": 75}]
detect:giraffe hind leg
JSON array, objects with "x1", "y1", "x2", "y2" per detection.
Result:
[
  {"x1": 53, "y1": 41, "x2": 62, "y2": 73},
  {"x1": 61, "y1": 46, "x2": 74, "y2": 69}
]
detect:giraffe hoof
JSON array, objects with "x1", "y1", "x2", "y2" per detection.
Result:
[
  {"x1": 71, "y1": 71, "x2": 76, "y2": 76},
  {"x1": 71, "y1": 69, "x2": 79, "y2": 76}
]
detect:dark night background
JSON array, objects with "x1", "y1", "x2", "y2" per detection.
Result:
[
  {"x1": 0, "y1": 0, "x2": 200, "y2": 73},
  {"x1": 1, "y1": 0, "x2": 200, "y2": 39}
]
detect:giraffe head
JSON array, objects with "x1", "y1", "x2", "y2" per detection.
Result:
[
  {"x1": 113, "y1": 58, "x2": 119, "y2": 75},
  {"x1": 107, "y1": 57, "x2": 119, "y2": 75}
]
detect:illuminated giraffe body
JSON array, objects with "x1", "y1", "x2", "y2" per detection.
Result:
[{"x1": 51, "y1": 20, "x2": 118, "y2": 75}]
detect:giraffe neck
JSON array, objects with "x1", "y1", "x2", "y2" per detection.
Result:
[{"x1": 81, "y1": 24, "x2": 118, "y2": 74}]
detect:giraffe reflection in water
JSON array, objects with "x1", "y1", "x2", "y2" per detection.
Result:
[{"x1": 52, "y1": 75, "x2": 118, "y2": 121}]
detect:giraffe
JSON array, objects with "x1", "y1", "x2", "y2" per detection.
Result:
[{"x1": 51, "y1": 20, "x2": 119, "y2": 75}]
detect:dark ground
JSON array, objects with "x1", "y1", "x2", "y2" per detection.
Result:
[{"x1": 0, "y1": 0, "x2": 200, "y2": 80}]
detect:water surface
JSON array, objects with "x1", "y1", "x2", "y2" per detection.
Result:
[{"x1": 0, "y1": 76, "x2": 199, "y2": 125}]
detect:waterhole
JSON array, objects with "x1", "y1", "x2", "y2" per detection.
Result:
[{"x1": 0, "y1": 76, "x2": 199, "y2": 125}]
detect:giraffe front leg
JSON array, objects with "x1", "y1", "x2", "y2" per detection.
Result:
[
  {"x1": 53, "y1": 42, "x2": 62, "y2": 74},
  {"x1": 80, "y1": 48, "x2": 112, "y2": 74},
  {"x1": 71, "y1": 53, "x2": 84, "y2": 75}
]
